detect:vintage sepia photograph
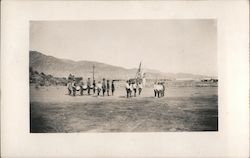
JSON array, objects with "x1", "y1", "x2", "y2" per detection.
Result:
[
  {"x1": 29, "y1": 20, "x2": 218, "y2": 133},
  {"x1": 2, "y1": 1, "x2": 249, "y2": 157}
]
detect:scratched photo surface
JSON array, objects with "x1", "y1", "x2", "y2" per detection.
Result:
[{"x1": 29, "y1": 20, "x2": 218, "y2": 133}]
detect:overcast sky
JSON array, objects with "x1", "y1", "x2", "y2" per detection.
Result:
[{"x1": 30, "y1": 20, "x2": 217, "y2": 76}]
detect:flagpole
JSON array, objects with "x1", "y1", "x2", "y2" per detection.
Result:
[{"x1": 92, "y1": 65, "x2": 95, "y2": 81}]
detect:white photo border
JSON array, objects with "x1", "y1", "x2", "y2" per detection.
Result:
[{"x1": 1, "y1": 1, "x2": 249, "y2": 157}]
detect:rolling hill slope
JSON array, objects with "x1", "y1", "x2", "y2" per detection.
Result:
[{"x1": 30, "y1": 51, "x2": 211, "y2": 80}]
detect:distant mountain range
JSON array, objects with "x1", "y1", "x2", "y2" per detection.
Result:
[{"x1": 30, "y1": 51, "x2": 213, "y2": 80}]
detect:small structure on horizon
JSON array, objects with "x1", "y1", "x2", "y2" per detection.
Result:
[{"x1": 201, "y1": 78, "x2": 218, "y2": 83}]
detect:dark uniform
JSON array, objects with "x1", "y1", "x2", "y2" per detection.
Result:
[
  {"x1": 107, "y1": 80, "x2": 110, "y2": 96},
  {"x1": 111, "y1": 80, "x2": 115, "y2": 96},
  {"x1": 102, "y1": 79, "x2": 106, "y2": 96},
  {"x1": 132, "y1": 83, "x2": 137, "y2": 97},
  {"x1": 92, "y1": 80, "x2": 96, "y2": 94},
  {"x1": 72, "y1": 81, "x2": 76, "y2": 96},
  {"x1": 138, "y1": 83, "x2": 142, "y2": 95},
  {"x1": 87, "y1": 78, "x2": 91, "y2": 95}
]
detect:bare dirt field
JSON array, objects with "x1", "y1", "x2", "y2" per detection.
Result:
[{"x1": 30, "y1": 84, "x2": 218, "y2": 133}]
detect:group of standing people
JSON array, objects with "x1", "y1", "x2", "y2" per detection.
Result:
[
  {"x1": 125, "y1": 80, "x2": 143, "y2": 98},
  {"x1": 67, "y1": 77, "x2": 166, "y2": 98},
  {"x1": 153, "y1": 82, "x2": 165, "y2": 98},
  {"x1": 67, "y1": 78, "x2": 116, "y2": 97},
  {"x1": 96, "y1": 78, "x2": 116, "y2": 96},
  {"x1": 125, "y1": 80, "x2": 165, "y2": 98}
]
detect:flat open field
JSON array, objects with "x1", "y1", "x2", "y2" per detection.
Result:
[{"x1": 30, "y1": 84, "x2": 218, "y2": 133}]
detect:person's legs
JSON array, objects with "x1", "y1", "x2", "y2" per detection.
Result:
[
  {"x1": 107, "y1": 89, "x2": 109, "y2": 96},
  {"x1": 134, "y1": 89, "x2": 136, "y2": 97},
  {"x1": 68, "y1": 88, "x2": 71, "y2": 95},
  {"x1": 127, "y1": 89, "x2": 130, "y2": 98},
  {"x1": 103, "y1": 89, "x2": 105, "y2": 96},
  {"x1": 80, "y1": 88, "x2": 83, "y2": 96},
  {"x1": 154, "y1": 90, "x2": 156, "y2": 97},
  {"x1": 87, "y1": 87, "x2": 90, "y2": 95}
]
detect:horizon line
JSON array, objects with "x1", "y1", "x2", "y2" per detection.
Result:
[{"x1": 30, "y1": 50, "x2": 217, "y2": 77}]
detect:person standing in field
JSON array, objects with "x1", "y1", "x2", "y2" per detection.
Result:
[
  {"x1": 72, "y1": 80, "x2": 76, "y2": 96},
  {"x1": 102, "y1": 78, "x2": 106, "y2": 96},
  {"x1": 138, "y1": 82, "x2": 143, "y2": 95},
  {"x1": 155, "y1": 82, "x2": 163, "y2": 98},
  {"x1": 67, "y1": 81, "x2": 72, "y2": 95},
  {"x1": 161, "y1": 82, "x2": 165, "y2": 97},
  {"x1": 106, "y1": 80, "x2": 110, "y2": 96},
  {"x1": 111, "y1": 80, "x2": 115, "y2": 96},
  {"x1": 153, "y1": 81, "x2": 157, "y2": 97},
  {"x1": 125, "y1": 80, "x2": 132, "y2": 98},
  {"x1": 87, "y1": 78, "x2": 91, "y2": 95},
  {"x1": 125, "y1": 80, "x2": 130, "y2": 98},
  {"x1": 129, "y1": 81, "x2": 133, "y2": 97},
  {"x1": 132, "y1": 82, "x2": 137, "y2": 97},
  {"x1": 80, "y1": 82, "x2": 84, "y2": 96},
  {"x1": 97, "y1": 81, "x2": 102, "y2": 96},
  {"x1": 92, "y1": 80, "x2": 96, "y2": 94}
]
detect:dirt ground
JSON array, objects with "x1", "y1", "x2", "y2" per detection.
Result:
[{"x1": 30, "y1": 84, "x2": 218, "y2": 133}]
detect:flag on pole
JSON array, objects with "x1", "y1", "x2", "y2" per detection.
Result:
[
  {"x1": 138, "y1": 62, "x2": 141, "y2": 73},
  {"x1": 136, "y1": 62, "x2": 142, "y2": 78}
]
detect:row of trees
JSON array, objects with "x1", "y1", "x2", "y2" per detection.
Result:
[
  {"x1": 29, "y1": 67, "x2": 68, "y2": 86},
  {"x1": 30, "y1": 67, "x2": 100, "y2": 87}
]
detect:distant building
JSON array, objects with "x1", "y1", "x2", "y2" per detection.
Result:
[{"x1": 201, "y1": 78, "x2": 218, "y2": 82}]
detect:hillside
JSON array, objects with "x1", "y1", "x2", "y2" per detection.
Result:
[{"x1": 30, "y1": 51, "x2": 211, "y2": 80}]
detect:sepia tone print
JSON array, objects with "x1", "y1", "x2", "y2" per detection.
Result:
[{"x1": 29, "y1": 20, "x2": 218, "y2": 133}]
